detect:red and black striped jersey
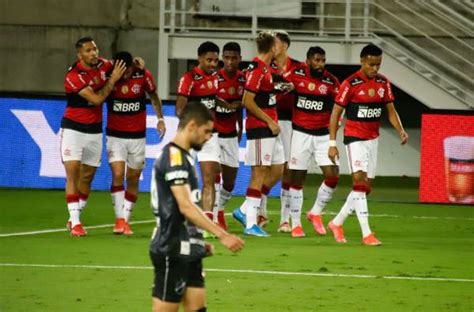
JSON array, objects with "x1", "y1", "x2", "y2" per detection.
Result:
[
  {"x1": 244, "y1": 57, "x2": 277, "y2": 139},
  {"x1": 270, "y1": 57, "x2": 301, "y2": 120},
  {"x1": 285, "y1": 64, "x2": 340, "y2": 135},
  {"x1": 106, "y1": 68, "x2": 157, "y2": 138},
  {"x1": 215, "y1": 69, "x2": 245, "y2": 136},
  {"x1": 336, "y1": 70, "x2": 394, "y2": 143},
  {"x1": 63, "y1": 57, "x2": 113, "y2": 132},
  {"x1": 177, "y1": 66, "x2": 218, "y2": 111}
]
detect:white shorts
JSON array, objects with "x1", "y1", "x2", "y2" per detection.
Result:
[
  {"x1": 60, "y1": 128, "x2": 102, "y2": 167},
  {"x1": 289, "y1": 131, "x2": 339, "y2": 170},
  {"x1": 106, "y1": 136, "x2": 146, "y2": 170},
  {"x1": 278, "y1": 120, "x2": 292, "y2": 162},
  {"x1": 197, "y1": 132, "x2": 220, "y2": 163},
  {"x1": 346, "y1": 138, "x2": 379, "y2": 179},
  {"x1": 245, "y1": 135, "x2": 285, "y2": 166},
  {"x1": 218, "y1": 136, "x2": 239, "y2": 168}
]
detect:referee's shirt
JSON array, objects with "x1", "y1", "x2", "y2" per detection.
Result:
[{"x1": 150, "y1": 142, "x2": 206, "y2": 260}]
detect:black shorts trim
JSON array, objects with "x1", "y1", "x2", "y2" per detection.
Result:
[
  {"x1": 218, "y1": 130, "x2": 238, "y2": 138},
  {"x1": 61, "y1": 117, "x2": 102, "y2": 134},
  {"x1": 343, "y1": 136, "x2": 370, "y2": 145},
  {"x1": 292, "y1": 124, "x2": 329, "y2": 136},
  {"x1": 277, "y1": 109, "x2": 292, "y2": 121},
  {"x1": 246, "y1": 127, "x2": 277, "y2": 140},
  {"x1": 106, "y1": 128, "x2": 146, "y2": 138}
]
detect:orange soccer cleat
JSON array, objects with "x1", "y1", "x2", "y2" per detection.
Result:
[
  {"x1": 362, "y1": 232, "x2": 382, "y2": 246},
  {"x1": 328, "y1": 221, "x2": 347, "y2": 243},
  {"x1": 306, "y1": 212, "x2": 326, "y2": 235},
  {"x1": 123, "y1": 222, "x2": 134, "y2": 235},
  {"x1": 277, "y1": 222, "x2": 291, "y2": 233},
  {"x1": 70, "y1": 224, "x2": 87, "y2": 237},
  {"x1": 113, "y1": 218, "x2": 126, "y2": 234},
  {"x1": 291, "y1": 225, "x2": 306, "y2": 238}
]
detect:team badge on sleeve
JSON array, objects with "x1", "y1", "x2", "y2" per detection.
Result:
[{"x1": 170, "y1": 147, "x2": 182, "y2": 167}]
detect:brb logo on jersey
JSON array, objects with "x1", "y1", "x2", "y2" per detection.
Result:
[
  {"x1": 357, "y1": 105, "x2": 382, "y2": 119},
  {"x1": 201, "y1": 97, "x2": 216, "y2": 110},
  {"x1": 113, "y1": 101, "x2": 141, "y2": 112},
  {"x1": 297, "y1": 97, "x2": 324, "y2": 111}
]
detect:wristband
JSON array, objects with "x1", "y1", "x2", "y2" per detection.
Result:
[
  {"x1": 158, "y1": 118, "x2": 164, "y2": 122},
  {"x1": 329, "y1": 140, "x2": 337, "y2": 147}
]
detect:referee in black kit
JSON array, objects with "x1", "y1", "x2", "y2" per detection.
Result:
[{"x1": 149, "y1": 103, "x2": 244, "y2": 312}]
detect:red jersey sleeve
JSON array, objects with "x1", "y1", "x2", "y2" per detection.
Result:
[
  {"x1": 335, "y1": 80, "x2": 353, "y2": 107},
  {"x1": 177, "y1": 72, "x2": 193, "y2": 97},
  {"x1": 332, "y1": 78, "x2": 341, "y2": 98},
  {"x1": 144, "y1": 68, "x2": 157, "y2": 94},
  {"x1": 245, "y1": 65, "x2": 264, "y2": 93},
  {"x1": 64, "y1": 71, "x2": 89, "y2": 94},
  {"x1": 384, "y1": 79, "x2": 395, "y2": 103}
]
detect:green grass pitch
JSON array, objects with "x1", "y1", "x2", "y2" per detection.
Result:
[{"x1": 1, "y1": 176, "x2": 473, "y2": 311}]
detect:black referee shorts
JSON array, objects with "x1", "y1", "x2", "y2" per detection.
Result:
[{"x1": 150, "y1": 252, "x2": 204, "y2": 303}]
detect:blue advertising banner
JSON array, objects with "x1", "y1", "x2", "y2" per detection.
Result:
[{"x1": 0, "y1": 97, "x2": 281, "y2": 196}]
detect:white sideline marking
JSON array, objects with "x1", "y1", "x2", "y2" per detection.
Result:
[
  {"x1": 0, "y1": 263, "x2": 472, "y2": 283},
  {"x1": 0, "y1": 220, "x2": 156, "y2": 238},
  {"x1": 1, "y1": 211, "x2": 473, "y2": 238}
]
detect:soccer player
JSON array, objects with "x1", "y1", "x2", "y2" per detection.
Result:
[
  {"x1": 176, "y1": 41, "x2": 221, "y2": 223},
  {"x1": 284, "y1": 46, "x2": 340, "y2": 238},
  {"x1": 150, "y1": 103, "x2": 244, "y2": 312},
  {"x1": 261, "y1": 30, "x2": 301, "y2": 231},
  {"x1": 62, "y1": 37, "x2": 126, "y2": 236},
  {"x1": 213, "y1": 42, "x2": 246, "y2": 230},
  {"x1": 106, "y1": 51, "x2": 166, "y2": 235},
  {"x1": 327, "y1": 44, "x2": 409, "y2": 246},
  {"x1": 232, "y1": 31, "x2": 285, "y2": 237}
]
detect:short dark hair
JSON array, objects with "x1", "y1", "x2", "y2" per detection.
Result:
[
  {"x1": 360, "y1": 44, "x2": 382, "y2": 58},
  {"x1": 75, "y1": 37, "x2": 94, "y2": 50},
  {"x1": 178, "y1": 103, "x2": 213, "y2": 129},
  {"x1": 306, "y1": 46, "x2": 326, "y2": 59},
  {"x1": 113, "y1": 51, "x2": 133, "y2": 68},
  {"x1": 275, "y1": 30, "x2": 291, "y2": 48},
  {"x1": 256, "y1": 31, "x2": 276, "y2": 54},
  {"x1": 198, "y1": 41, "x2": 220, "y2": 56},
  {"x1": 223, "y1": 42, "x2": 241, "y2": 55}
]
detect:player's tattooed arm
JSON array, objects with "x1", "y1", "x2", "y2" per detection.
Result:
[
  {"x1": 79, "y1": 60, "x2": 127, "y2": 106},
  {"x1": 175, "y1": 95, "x2": 188, "y2": 117}
]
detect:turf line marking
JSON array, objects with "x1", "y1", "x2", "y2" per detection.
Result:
[
  {"x1": 0, "y1": 263, "x2": 472, "y2": 283},
  {"x1": 1, "y1": 212, "x2": 473, "y2": 238},
  {"x1": 0, "y1": 220, "x2": 156, "y2": 238}
]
